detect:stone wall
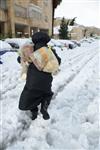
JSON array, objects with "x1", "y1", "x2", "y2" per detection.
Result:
[
  {"x1": 70, "y1": 26, "x2": 85, "y2": 41},
  {"x1": 85, "y1": 27, "x2": 100, "y2": 37}
]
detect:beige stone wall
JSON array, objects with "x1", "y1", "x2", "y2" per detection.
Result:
[
  {"x1": 42, "y1": 0, "x2": 53, "y2": 35},
  {"x1": 70, "y1": 27, "x2": 85, "y2": 41},
  {"x1": 85, "y1": 27, "x2": 100, "y2": 37},
  {"x1": 0, "y1": 9, "x2": 7, "y2": 21},
  {"x1": 70, "y1": 26, "x2": 100, "y2": 40},
  {"x1": 14, "y1": 0, "x2": 30, "y2": 7}
]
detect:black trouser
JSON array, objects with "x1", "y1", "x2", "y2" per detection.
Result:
[
  {"x1": 30, "y1": 91, "x2": 54, "y2": 115},
  {"x1": 19, "y1": 85, "x2": 53, "y2": 111}
]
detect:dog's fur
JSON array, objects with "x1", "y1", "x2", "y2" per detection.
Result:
[
  {"x1": 19, "y1": 44, "x2": 33, "y2": 80},
  {"x1": 19, "y1": 44, "x2": 59, "y2": 80}
]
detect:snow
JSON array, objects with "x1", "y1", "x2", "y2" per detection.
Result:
[
  {"x1": 5, "y1": 38, "x2": 32, "y2": 48},
  {"x1": 0, "y1": 40, "x2": 12, "y2": 51},
  {"x1": 0, "y1": 38, "x2": 99, "y2": 150},
  {"x1": 48, "y1": 39, "x2": 75, "y2": 48},
  {"x1": 53, "y1": 25, "x2": 60, "y2": 34}
]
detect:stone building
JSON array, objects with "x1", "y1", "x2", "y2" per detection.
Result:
[
  {"x1": 0, "y1": 0, "x2": 61, "y2": 37},
  {"x1": 85, "y1": 27, "x2": 100, "y2": 37},
  {"x1": 69, "y1": 26, "x2": 85, "y2": 41}
]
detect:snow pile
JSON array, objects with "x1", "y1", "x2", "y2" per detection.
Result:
[
  {"x1": 0, "y1": 38, "x2": 99, "y2": 150},
  {"x1": 0, "y1": 40, "x2": 12, "y2": 51},
  {"x1": 53, "y1": 25, "x2": 60, "y2": 34}
]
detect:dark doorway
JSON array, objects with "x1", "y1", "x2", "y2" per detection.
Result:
[
  {"x1": 0, "y1": 22, "x2": 4, "y2": 35},
  {"x1": 15, "y1": 24, "x2": 29, "y2": 38}
]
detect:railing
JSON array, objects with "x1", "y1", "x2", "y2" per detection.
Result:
[
  {"x1": 14, "y1": 4, "x2": 43, "y2": 20},
  {"x1": 14, "y1": 5, "x2": 27, "y2": 18},
  {"x1": 28, "y1": 3, "x2": 42, "y2": 20}
]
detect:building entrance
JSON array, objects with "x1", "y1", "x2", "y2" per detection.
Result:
[
  {"x1": 15, "y1": 24, "x2": 29, "y2": 38},
  {"x1": 0, "y1": 22, "x2": 4, "y2": 36}
]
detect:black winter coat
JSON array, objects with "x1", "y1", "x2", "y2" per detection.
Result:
[{"x1": 18, "y1": 43, "x2": 61, "y2": 110}]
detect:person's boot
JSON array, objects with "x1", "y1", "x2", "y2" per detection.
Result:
[
  {"x1": 40, "y1": 101, "x2": 50, "y2": 120},
  {"x1": 30, "y1": 107, "x2": 38, "y2": 120}
]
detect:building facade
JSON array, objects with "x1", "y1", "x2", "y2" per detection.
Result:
[{"x1": 0, "y1": 0, "x2": 60, "y2": 37}]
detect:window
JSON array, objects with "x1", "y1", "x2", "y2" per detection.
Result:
[
  {"x1": 44, "y1": 0, "x2": 48, "y2": 6},
  {"x1": 0, "y1": 0, "x2": 7, "y2": 9},
  {"x1": 14, "y1": 5, "x2": 27, "y2": 18},
  {"x1": 28, "y1": 4, "x2": 42, "y2": 20}
]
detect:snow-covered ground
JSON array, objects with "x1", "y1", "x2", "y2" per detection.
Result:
[{"x1": 0, "y1": 39, "x2": 100, "y2": 150}]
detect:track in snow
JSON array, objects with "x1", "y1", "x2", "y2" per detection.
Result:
[{"x1": 0, "y1": 40, "x2": 99, "y2": 150}]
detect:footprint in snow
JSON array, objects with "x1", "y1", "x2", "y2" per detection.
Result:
[{"x1": 46, "y1": 132, "x2": 53, "y2": 146}]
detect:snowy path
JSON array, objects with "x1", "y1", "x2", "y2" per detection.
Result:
[{"x1": 0, "y1": 39, "x2": 99, "y2": 150}]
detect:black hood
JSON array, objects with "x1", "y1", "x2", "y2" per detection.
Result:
[{"x1": 32, "y1": 32, "x2": 51, "y2": 51}]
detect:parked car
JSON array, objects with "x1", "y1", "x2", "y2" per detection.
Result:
[
  {"x1": 58, "y1": 40, "x2": 77, "y2": 49},
  {"x1": 0, "y1": 40, "x2": 12, "y2": 55},
  {"x1": 5, "y1": 38, "x2": 32, "y2": 49},
  {"x1": 0, "y1": 40, "x2": 13, "y2": 64},
  {"x1": 8, "y1": 42, "x2": 19, "y2": 49},
  {"x1": 48, "y1": 39, "x2": 77, "y2": 49},
  {"x1": 71, "y1": 40, "x2": 81, "y2": 47}
]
